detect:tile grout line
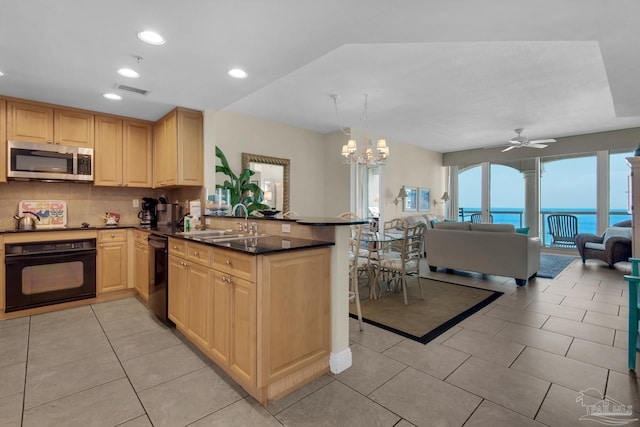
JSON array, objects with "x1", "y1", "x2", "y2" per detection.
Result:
[
  {"x1": 21, "y1": 315, "x2": 32, "y2": 427},
  {"x1": 89, "y1": 303, "x2": 152, "y2": 426}
]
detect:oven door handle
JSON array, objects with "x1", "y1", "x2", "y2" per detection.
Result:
[{"x1": 4, "y1": 249, "x2": 96, "y2": 264}]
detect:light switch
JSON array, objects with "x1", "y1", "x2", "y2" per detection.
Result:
[
  {"x1": 133, "y1": 199, "x2": 139, "y2": 208},
  {"x1": 282, "y1": 223, "x2": 291, "y2": 233}
]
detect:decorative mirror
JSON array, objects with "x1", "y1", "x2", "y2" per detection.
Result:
[{"x1": 242, "y1": 153, "x2": 290, "y2": 213}]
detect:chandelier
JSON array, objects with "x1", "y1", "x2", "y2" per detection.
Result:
[{"x1": 331, "y1": 94, "x2": 390, "y2": 166}]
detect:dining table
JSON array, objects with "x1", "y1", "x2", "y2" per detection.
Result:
[{"x1": 359, "y1": 230, "x2": 405, "y2": 299}]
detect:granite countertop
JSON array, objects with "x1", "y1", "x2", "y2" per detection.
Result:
[{"x1": 1, "y1": 223, "x2": 336, "y2": 255}]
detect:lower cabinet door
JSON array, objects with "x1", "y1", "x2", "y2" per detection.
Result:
[
  {"x1": 97, "y1": 242, "x2": 127, "y2": 293},
  {"x1": 168, "y1": 255, "x2": 188, "y2": 329},
  {"x1": 209, "y1": 272, "x2": 231, "y2": 366},
  {"x1": 186, "y1": 263, "x2": 211, "y2": 350},
  {"x1": 229, "y1": 275, "x2": 256, "y2": 386}
]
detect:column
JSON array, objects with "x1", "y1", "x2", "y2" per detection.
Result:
[{"x1": 522, "y1": 165, "x2": 540, "y2": 237}]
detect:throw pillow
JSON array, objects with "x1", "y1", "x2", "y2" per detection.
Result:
[
  {"x1": 603, "y1": 226, "x2": 632, "y2": 243},
  {"x1": 516, "y1": 227, "x2": 529, "y2": 235},
  {"x1": 430, "y1": 218, "x2": 439, "y2": 228}
]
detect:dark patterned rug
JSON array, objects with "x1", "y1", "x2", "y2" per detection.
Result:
[
  {"x1": 349, "y1": 278, "x2": 502, "y2": 344},
  {"x1": 538, "y1": 254, "x2": 576, "y2": 279}
]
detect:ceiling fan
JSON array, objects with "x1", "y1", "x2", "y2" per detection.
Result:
[{"x1": 501, "y1": 128, "x2": 556, "y2": 152}]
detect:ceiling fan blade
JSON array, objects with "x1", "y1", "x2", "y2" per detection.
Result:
[
  {"x1": 502, "y1": 146, "x2": 517, "y2": 152},
  {"x1": 530, "y1": 138, "x2": 556, "y2": 144},
  {"x1": 528, "y1": 143, "x2": 548, "y2": 149}
]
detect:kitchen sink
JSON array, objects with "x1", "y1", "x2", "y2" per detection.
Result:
[
  {"x1": 177, "y1": 229, "x2": 245, "y2": 240},
  {"x1": 204, "y1": 233, "x2": 271, "y2": 243}
]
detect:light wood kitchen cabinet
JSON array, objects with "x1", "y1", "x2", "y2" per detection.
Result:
[
  {"x1": 168, "y1": 253, "x2": 188, "y2": 329},
  {"x1": 97, "y1": 229, "x2": 128, "y2": 293},
  {"x1": 167, "y1": 238, "x2": 212, "y2": 344},
  {"x1": 0, "y1": 99, "x2": 6, "y2": 183},
  {"x1": 153, "y1": 107, "x2": 203, "y2": 188},
  {"x1": 167, "y1": 236, "x2": 330, "y2": 405},
  {"x1": 209, "y1": 247, "x2": 257, "y2": 386},
  {"x1": 94, "y1": 115, "x2": 152, "y2": 187},
  {"x1": 7, "y1": 100, "x2": 94, "y2": 147},
  {"x1": 132, "y1": 230, "x2": 149, "y2": 301}
]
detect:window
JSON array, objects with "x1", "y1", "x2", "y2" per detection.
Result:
[
  {"x1": 609, "y1": 150, "x2": 633, "y2": 225},
  {"x1": 490, "y1": 163, "x2": 525, "y2": 227},
  {"x1": 458, "y1": 165, "x2": 481, "y2": 221},
  {"x1": 541, "y1": 154, "x2": 596, "y2": 244}
]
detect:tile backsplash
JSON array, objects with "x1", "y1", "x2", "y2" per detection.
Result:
[{"x1": 0, "y1": 181, "x2": 203, "y2": 230}]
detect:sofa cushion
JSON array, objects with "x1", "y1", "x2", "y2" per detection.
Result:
[
  {"x1": 516, "y1": 227, "x2": 530, "y2": 235},
  {"x1": 434, "y1": 221, "x2": 471, "y2": 231},
  {"x1": 469, "y1": 223, "x2": 515, "y2": 233},
  {"x1": 405, "y1": 215, "x2": 427, "y2": 226}
]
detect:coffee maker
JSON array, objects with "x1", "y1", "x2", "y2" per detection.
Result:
[{"x1": 138, "y1": 197, "x2": 159, "y2": 228}]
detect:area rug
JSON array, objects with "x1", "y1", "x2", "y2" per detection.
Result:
[
  {"x1": 537, "y1": 254, "x2": 576, "y2": 279},
  {"x1": 349, "y1": 278, "x2": 502, "y2": 344}
]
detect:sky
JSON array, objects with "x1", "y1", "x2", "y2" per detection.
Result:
[{"x1": 458, "y1": 151, "x2": 631, "y2": 210}]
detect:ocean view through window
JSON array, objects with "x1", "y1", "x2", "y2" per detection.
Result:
[{"x1": 457, "y1": 150, "x2": 632, "y2": 247}]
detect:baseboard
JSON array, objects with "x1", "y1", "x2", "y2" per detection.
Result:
[{"x1": 329, "y1": 348, "x2": 352, "y2": 374}]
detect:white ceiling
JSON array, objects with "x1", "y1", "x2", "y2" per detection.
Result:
[{"x1": 2, "y1": 1, "x2": 640, "y2": 153}]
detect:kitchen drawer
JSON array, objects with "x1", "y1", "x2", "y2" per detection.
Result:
[
  {"x1": 212, "y1": 248, "x2": 256, "y2": 282},
  {"x1": 134, "y1": 230, "x2": 149, "y2": 245},
  {"x1": 168, "y1": 237, "x2": 187, "y2": 258},
  {"x1": 187, "y1": 242, "x2": 211, "y2": 267},
  {"x1": 98, "y1": 229, "x2": 127, "y2": 243}
]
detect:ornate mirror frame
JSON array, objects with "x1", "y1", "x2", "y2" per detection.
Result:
[{"x1": 242, "y1": 153, "x2": 290, "y2": 213}]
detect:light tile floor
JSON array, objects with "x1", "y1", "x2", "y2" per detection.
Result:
[{"x1": 1, "y1": 257, "x2": 639, "y2": 426}]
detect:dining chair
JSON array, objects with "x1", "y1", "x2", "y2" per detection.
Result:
[
  {"x1": 623, "y1": 257, "x2": 640, "y2": 370},
  {"x1": 348, "y1": 224, "x2": 365, "y2": 330},
  {"x1": 378, "y1": 223, "x2": 426, "y2": 305}
]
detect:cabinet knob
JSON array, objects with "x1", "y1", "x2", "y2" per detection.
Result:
[
  {"x1": 173, "y1": 246, "x2": 178, "y2": 250},
  {"x1": 110, "y1": 234, "x2": 115, "y2": 238},
  {"x1": 194, "y1": 251, "x2": 199, "y2": 257},
  {"x1": 225, "y1": 259, "x2": 232, "y2": 265}
]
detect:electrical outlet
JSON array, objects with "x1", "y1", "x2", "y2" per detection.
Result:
[
  {"x1": 133, "y1": 199, "x2": 139, "y2": 208},
  {"x1": 282, "y1": 223, "x2": 291, "y2": 233},
  {"x1": 205, "y1": 218, "x2": 211, "y2": 225}
]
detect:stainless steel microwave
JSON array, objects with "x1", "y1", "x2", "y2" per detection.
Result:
[{"x1": 7, "y1": 140, "x2": 94, "y2": 182}]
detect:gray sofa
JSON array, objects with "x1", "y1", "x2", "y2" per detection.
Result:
[{"x1": 425, "y1": 222, "x2": 541, "y2": 286}]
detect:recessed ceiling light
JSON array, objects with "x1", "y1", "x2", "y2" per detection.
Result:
[
  {"x1": 228, "y1": 68, "x2": 248, "y2": 79},
  {"x1": 117, "y1": 68, "x2": 140, "y2": 78},
  {"x1": 0, "y1": 71, "x2": 4, "y2": 76},
  {"x1": 138, "y1": 30, "x2": 165, "y2": 45},
  {"x1": 103, "y1": 93, "x2": 122, "y2": 101}
]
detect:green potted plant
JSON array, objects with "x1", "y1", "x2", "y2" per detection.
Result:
[{"x1": 215, "y1": 146, "x2": 270, "y2": 215}]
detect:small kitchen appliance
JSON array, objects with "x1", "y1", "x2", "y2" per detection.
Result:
[
  {"x1": 156, "y1": 203, "x2": 181, "y2": 227},
  {"x1": 138, "y1": 197, "x2": 159, "y2": 228},
  {"x1": 8, "y1": 140, "x2": 93, "y2": 182}
]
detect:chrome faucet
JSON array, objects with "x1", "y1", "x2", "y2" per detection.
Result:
[{"x1": 231, "y1": 203, "x2": 248, "y2": 232}]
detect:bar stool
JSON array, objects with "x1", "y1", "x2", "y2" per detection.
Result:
[{"x1": 622, "y1": 257, "x2": 640, "y2": 370}]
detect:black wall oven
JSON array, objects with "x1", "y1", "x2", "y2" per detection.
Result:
[{"x1": 4, "y1": 238, "x2": 96, "y2": 312}]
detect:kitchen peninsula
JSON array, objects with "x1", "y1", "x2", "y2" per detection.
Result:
[{"x1": 0, "y1": 215, "x2": 362, "y2": 405}]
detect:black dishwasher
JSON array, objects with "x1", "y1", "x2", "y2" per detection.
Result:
[{"x1": 148, "y1": 234, "x2": 170, "y2": 324}]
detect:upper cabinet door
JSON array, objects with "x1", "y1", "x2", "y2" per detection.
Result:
[
  {"x1": 7, "y1": 101, "x2": 54, "y2": 144},
  {"x1": 94, "y1": 115, "x2": 123, "y2": 186},
  {"x1": 7, "y1": 101, "x2": 94, "y2": 147},
  {"x1": 54, "y1": 108, "x2": 94, "y2": 147},
  {"x1": 177, "y1": 109, "x2": 203, "y2": 186},
  {"x1": 123, "y1": 120, "x2": 153, "y2": 188}
]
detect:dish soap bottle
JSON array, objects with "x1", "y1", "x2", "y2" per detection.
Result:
[{"x1": 184, "y1": 215, "x2": 193, "y2": 232}]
